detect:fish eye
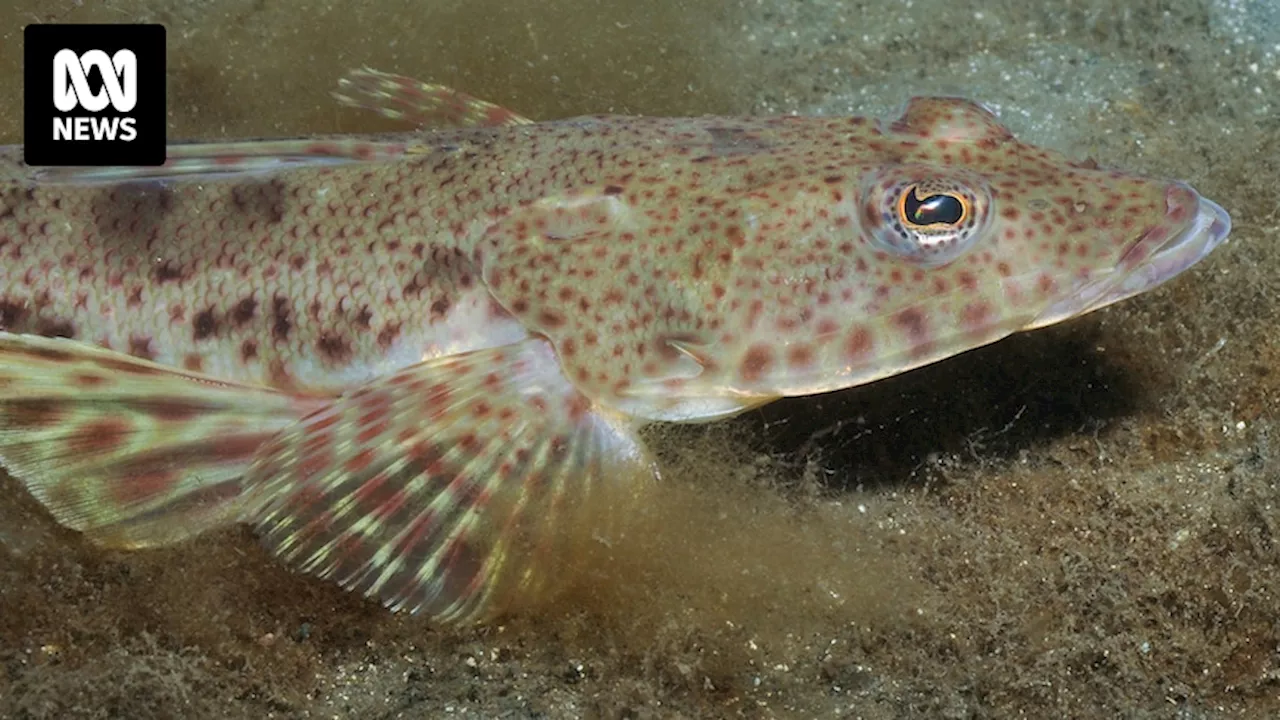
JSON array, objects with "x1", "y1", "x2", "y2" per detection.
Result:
[
  {"x1": 859, "y1": 166, "x2": 993, "y2": 268},
  {"x1": 899, "y1": 186, "x2": 967, "y2": 228}
]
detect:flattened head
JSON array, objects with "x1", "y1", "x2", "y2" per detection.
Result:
[
  {"x1": 856, "y1": 97, "x2": 1230, "y2": 337},
  {"x1": 716, "y1": 97, "x2": 1232, "y2": 398}
]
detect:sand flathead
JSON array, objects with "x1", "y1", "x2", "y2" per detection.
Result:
[{"x1": 0, "y1": 69, "x2": 1231, "y2": 624}]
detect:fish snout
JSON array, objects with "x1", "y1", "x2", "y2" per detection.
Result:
[
  {"x1": 1118, "y1": 181, "x2": 1230, "y2": 288},
  {"x1": 1026, "y1": 181, "x2": 1230, "y2": 329}
]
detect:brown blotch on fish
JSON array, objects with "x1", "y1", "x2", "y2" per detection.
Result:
[
  {"x1": 192, "y1": 308, "x2": 219, "y2": 341},
  {"x1": 36, "y1": 317, "x2": 76, "y2": 339},
  {"x1": 241, "y1": 339, "x2": 258, "y2": 362},
  {"x1": 123, "y1": 397, "x2": 211, "y2": 423},
  {"x1": 377, "y1": 322, "x2": 402, "y2": 350},
  {"x1": 128, "y1": 335, "x2": 156, "y2": 360},
  {"x1": 354, "y1": 306, "x2": 374, "y2": 329},
  {"x1": 230, "y1": 296, "x2": 258, "y2": 326},
  {"x1": 152, "y1": 260, "x2": 186, "y2": 284},
  {"x1": 317, "y1": 333, "x2": 354, "y2": 363},
  {"x1": 229, "y1": 180, "x2": 286, "y2": 224},
  {"x1": 271, "y1": 295, "x2": 292, "y2": 342},
  {"x1": 90, "y1": 183, "x2": 173, "y2": 247},
  {"x1": 0, "y1": 299, "x2": 29, "y2": 330},
  {"x1": 3, "y1": 398, "x2": 65, "y2": 428}
]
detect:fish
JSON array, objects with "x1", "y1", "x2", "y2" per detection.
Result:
[{"x1": 0, "y1": 68, "x2": 1231, "y2": 624}]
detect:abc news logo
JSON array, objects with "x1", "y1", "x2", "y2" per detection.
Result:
[
  {"x1": 53, "y1": 49, "x2": 140, "y2": 142},
  {"x1": 24, "y1": 24, "x2": 166, "y2": 167}
]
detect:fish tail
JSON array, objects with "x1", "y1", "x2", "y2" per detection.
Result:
[
  {"x1": 243, "y1": 336, "x2": 657, "y2": 625},
  {"x1": 0, "y1": 333, "x2": 320, "y2": 549}
]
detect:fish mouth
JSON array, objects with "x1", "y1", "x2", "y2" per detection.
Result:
[{"x1": 1026, "y1": 183, "x2": 1231, "y2": 330}]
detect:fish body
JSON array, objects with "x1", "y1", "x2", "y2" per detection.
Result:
[{"x1": 0, "y1": 70, "x2": 1231, "y2": 623}]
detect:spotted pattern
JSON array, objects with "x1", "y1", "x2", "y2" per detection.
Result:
[
  {"x1": 0, "y1": 96, "x2": 1217, "y2": 412},
  {"x1": 0, "y1": 81, "x2": 1229, "y2": 625},
  {"x1": 473, "y1": 98, "x2": 1220, "y2": 421}
]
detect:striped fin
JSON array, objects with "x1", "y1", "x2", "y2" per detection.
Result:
[
  {"x1": 242, "y1": 337, "x2": 656, "y2": 624},
  {"x1": 334, "y1": 67, "x2": 534, "y2": 128},
  {"x1": 0, "y1": 333, "x2": 320, "y2": 548}
]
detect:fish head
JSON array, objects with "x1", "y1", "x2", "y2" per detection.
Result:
[
  {"x1": 849, "y1": 96, "x2": 1231, "y2": 345},
  {"x1": 709, "y1": 97, "x2": 1232, "y2": 400}
]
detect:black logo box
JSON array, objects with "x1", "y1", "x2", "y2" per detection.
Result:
[{"x1": 24, "y1": 24, "x2": 166, "y2": 167}]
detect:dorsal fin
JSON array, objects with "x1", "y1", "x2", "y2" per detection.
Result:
[{"x1": 887, "y1": 97, "x2": 1014, "y2": 144}]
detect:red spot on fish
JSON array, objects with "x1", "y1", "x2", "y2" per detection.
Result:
[
  {"x1": 1037, "y1": 274, "x2": 1057, "y2": 294},
  {"x1": 894, "y1": 308, "x2": 929, "y2": 344},
  {"x1": 787, "y1": 343, "x2": 815, "y2": 369},
  {"x1": 961, "y1": 301, "x2": 992, "y2": 331},
  {"x1": 538, "y1": 309, "x2": 566, "y2": 328},
  {"x1": 73, "y1": 372, "x2": 106, "y2": 387},
  {"x1": 740, "y1": 343, "x2": 774, "y2": 383},
  {"x1": 135, "y1": 398, "x2": 206, "y2": 422},
  {"x1": 74, "y1": 419, "x2": 129, "y2": 455},
  {"x1": 846, "y1": 326, "x2": 874, "y2": 360},
  {"x1": 566, "y1": 394, "x2": 590, "y2": 423},
  {"x1": 112, "y1": 468, "x2": 179, "y2": 506}
]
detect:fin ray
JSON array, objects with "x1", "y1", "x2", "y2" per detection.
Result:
[
  {"x1": 243, "y1": 337, "x2": 655, "y2": 624},
  {"x1": 0, "y1": 333, "x2": 317, "y2": 548}
]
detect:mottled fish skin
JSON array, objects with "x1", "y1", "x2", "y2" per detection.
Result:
[{"x1": 0, "y1": 69, "x2": 1230, "y2": 624}]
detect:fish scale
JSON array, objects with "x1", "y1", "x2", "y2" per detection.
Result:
[{"x1": 0, "y1": 68, "x2": 1230, "y2": 624}]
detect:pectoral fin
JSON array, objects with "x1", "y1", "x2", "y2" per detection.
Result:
[{"x1": 242, "y1": 337, "x2": 657, "y2": 624}]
